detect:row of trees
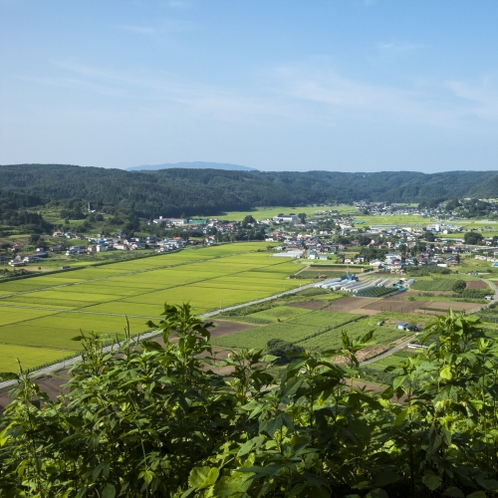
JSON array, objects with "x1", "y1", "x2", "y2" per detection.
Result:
[{"x1": 1, "y1": 305, "x2": 498, "y2": 497}]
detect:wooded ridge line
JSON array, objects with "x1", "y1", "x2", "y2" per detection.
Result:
[{"x1": 1, "y1": 164, "x2": 498, "y2": 217}]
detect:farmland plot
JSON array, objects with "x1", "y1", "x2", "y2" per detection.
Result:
[
  {"x1": 0, "y1": 243, "x2": 309, "y2": 371},
  {"x1": 212, "y1": 311, "x2": 364, "y2": 350}
]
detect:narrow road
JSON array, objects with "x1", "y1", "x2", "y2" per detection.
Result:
[
  {"x1": 360, "y1": 335, "x2": 416, "y2": 366},
  {"x1": 481, "y1": 278, "x2": 498, "y2": 308}
]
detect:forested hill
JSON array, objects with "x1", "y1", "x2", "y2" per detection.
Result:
[{"x1": 1, "y1": 164, "x2": 497, "y2": 217}]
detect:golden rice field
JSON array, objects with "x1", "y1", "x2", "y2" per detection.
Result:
[{"x1": 0, "y1": 243, "x2": 310, "y2": 372}]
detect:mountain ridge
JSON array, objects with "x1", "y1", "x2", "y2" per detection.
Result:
[
  {"x1": 0, "y1": 164, "x2": 497, "y2": 217},
  {"x1": 127, "y1": 161, "x2": 258, "y2": 172}
]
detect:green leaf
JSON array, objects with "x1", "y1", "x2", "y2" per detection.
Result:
[
  {"x1": 288, "y1": 483, "x2": 307, "y2": 497},
  {"x1": 180, "y1": 487, "x2": 197, "y2": 498},
  {"x1": 101, "y1": 484, "x2": 116, "y2": 498},
  {"x1": 375, "y1": 470, "x2": 401, "y2": 486},
  {"x1": 443, "y1": 487, "x2": 465, "y2": 497},
  {"x1": 476, "y1": 478, "x2": 498, "y2": 490},
  {"x1": 365, "y1": 489, "x2": 389, "y2": 498},
  {"x1": 466, "y1": 492, "x2": 487, "y2": 498},
  {"x1": 188, "y1": 466, "x2": 219, "y2": 490},
  {"x1": 394, "y1": 408, "x2": 408, "y2": 427},
  {"x1": 237, "y1": 439, "x2": 256, "y2": 458},
  {"x1": 260, "y1": 415, "x2": 283, "y2": 437},
  {"x1": 139, "y1": 469, "x2": 155, "y2": 485},
  {"x1": 92, "y1": 462, "x2": 108, "y2": 480},
  {"x1": 422, "y1": 470, "x2": 442, "y2": 491},
  {"x1": 393, "y1": 374, "x2": 407, "y2": 391},
  {"x1": 213, "y1": 475, "x2": 253, "y2": 497},
  {"x1": 440, "y1": 365, "x2": 453, "y2": 380},
  {"x1": 75, "y1": 486, "x2": 88, "y2": 498}
]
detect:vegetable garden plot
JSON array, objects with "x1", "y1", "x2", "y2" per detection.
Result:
[
  {"x1": 410, "y1": 278, "x2": 462, "y2": 292},
  {"x1": 290, "y1": 311, "x2": 364, "y2": 329},
  {"x1": 341, "y1": 321, "x2": 411, "y2": 343},
  {"x1": 212, "y1": 322, "x2": 319, "y2": 350},
  {"x1": 298, "y1": 328, "x2": 365, "y2": 351},
  {"x1": 247, "y1": 306, "x2": 312, "y2": 322}
]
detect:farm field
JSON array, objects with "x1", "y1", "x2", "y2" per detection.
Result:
[
  {"x1": 212, "y1": 311, "x2": 364, "y2": 350},
  {"x1": 0, "y1": 243, "x2": 311, "y2": 371},
  {"x1": 211, "y1": 307, "x2": 421, "y2": 354},
  {"x1": 351, "y1": 214, "x2": 432, "y2": 226},
  {"x1": 214, "y1": 205, "x2": 351, "y2": 221}
]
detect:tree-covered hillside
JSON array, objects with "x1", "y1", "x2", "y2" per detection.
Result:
[{"x1": 1, "y1": 164, "x2": 497, "y2": 218}]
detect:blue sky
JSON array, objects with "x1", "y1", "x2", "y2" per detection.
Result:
[{"x1": 2, "y1": 0, "x2": 498, "y2": 173}]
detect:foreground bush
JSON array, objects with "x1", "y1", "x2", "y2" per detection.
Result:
[{"x1": 1, "y1": 305, "x2": 498, "y2": 497}]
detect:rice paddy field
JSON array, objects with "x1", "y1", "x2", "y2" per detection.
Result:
[
  {"x1": 214, "y1": 205, "x2": 348, "y2": 221},
  {"x1": 0, "y1": 243, "x2": 311, "y2": 372}
]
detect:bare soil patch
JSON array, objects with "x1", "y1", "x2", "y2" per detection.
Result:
[
  {"x1": 209, "y1": 320, "x2": 257, "y2": 339},
  {"x1": 364, "y1": 299, "x2": 423, "y2": 313},
  {"x1": 466, "y1": 280, "x2": 487, "y2": 289},
  {"x1": 322, "y1": 297, "x2": 378, "y2": 313},
  {"x1": 423, "y1": 301, "x2": 481, "y2": 313},
  {"x1": 0, "y1": 372, "x2": 70, "y2": 412}
]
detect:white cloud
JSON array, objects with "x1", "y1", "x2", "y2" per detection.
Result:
[
  {"x1": 35, "y1": 56, "x2": 498, "y2": 136},
  {"x1": 271, "y1": 61, "x2": 494, "y2": 130},
  {"x1": 377, "y1": 41, "x2": 424, "y2": 55},
  {"x1": 114, "y1": 18, "x2": 193, "y2": 39},
  {"x1": 448, "y1": 78, "x2": 498, "y2": 120}
]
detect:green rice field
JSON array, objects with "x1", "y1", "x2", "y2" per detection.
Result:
[
  {"x1": 0, "y1": 243, "x2": 311, "y2": 371},
  {"x1": 212, "y1": 310, "x2": 418, "y2": 353},
  {"x1": 214, "y1": 206, "x2": 349, "y2": 221}
]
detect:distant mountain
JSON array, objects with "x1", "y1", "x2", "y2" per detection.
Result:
[{"x1": 128, "y1": 161, "x2": 258, "y2": 172}]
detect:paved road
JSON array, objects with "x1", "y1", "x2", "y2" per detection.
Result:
[
  {"x1": 360, "y1": 336, "x2": 416, "y2": 366},
  {"x1": 481, "y1": 278, "x2": 498, "y2": 308}
]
